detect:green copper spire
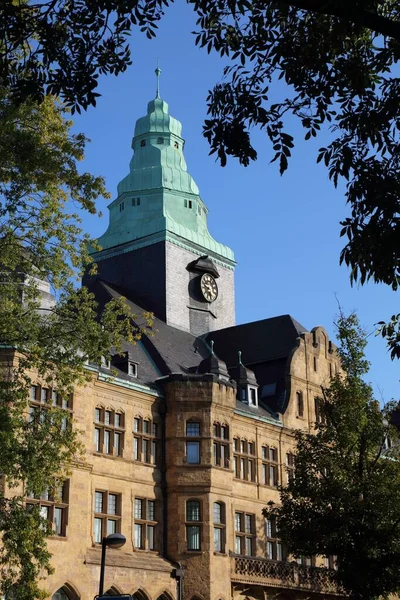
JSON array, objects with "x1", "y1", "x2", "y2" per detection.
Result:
[{"x1": 95, "y1": 84, "x2": 235, "y2": 266}]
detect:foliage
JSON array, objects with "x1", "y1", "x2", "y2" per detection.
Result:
[
  {"x1": 0, "y1": 91, "x2": 150, "y2": 599},
  {"x1": 265, "y1": 313, "x2": 400, "y2": 600}
]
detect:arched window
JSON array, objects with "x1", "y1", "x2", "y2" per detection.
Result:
[
  {"x1": 296, "y1": 391, "x2": 304, "y2": 417},
  {"x1": 213, "y1": 502, "x2": 225, "y2": 553},
  {"x1": 104, "y1": 588, "x2": 121, "y2": 596},
  {"x1": 186, "y1": 500, "x2": 201, "y2": 550},
  {"x1": 52, "y1": 590, "x2": 71, "y2": 600}
]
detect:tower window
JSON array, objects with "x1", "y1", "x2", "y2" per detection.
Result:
[
  {"x1": 296, "y1": 391, "x2": 304, "y2": 417},
  {"x1": 186, "y1": 421, "x2": 201, "y2": 464},
  {"x1": 119, "y1": 201, "x2": 125, "y2": 212},
  {"x1": 174, "y1": 141, "x2": 179, "y2": 149},
  {"x1": 184, "y1": 199, "x2": 193, "y2": 209},
  {"x1": 132, "y1": 197, "x2": 141, "y2": 207},
  {"x1": 140, "y1": 140, "x2": 146, "y2": 147},
  {"x1": 157, "y1": 137, "x2": 164, "y2": 144}
]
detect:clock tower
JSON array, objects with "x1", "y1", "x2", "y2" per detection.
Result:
[{"x1": 85, "y1": 69, "x2": 236, "y2": 336}]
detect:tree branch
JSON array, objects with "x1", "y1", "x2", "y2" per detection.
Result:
[{"x1": 276, "y1": 0, "x2": 400, "y2": 41}]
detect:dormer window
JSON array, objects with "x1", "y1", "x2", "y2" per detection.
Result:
[
  {"x1": 140, "y1": 140, "x2": 146, "y2": 147},
  {"x1": 128, "y1": 362, "x2": 138, "y2": 378},
  {"x1": 248, "y1": 386, "x2": 258, "y2": 406},
  {"x1": 101, "y1": 356, "x2": 111, "y2": 370}
]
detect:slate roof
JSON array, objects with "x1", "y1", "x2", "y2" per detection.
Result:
[
  {"x1": 96, "y1": 280, "x2": 210, "y2": 383},
  {"x1": 204, "y1": 315, "x2": 307, "y2": 367}
]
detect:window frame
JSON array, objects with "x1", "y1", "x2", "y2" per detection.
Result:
[
  {"x1": 261, "y1": 445, "x2": 279, "y2": 487},
  {"x1": 185, "y1": 421, "x2": 201, "y2": 465},
  {"x1": 94, "y1": 407, "x2": 125, "y2": 457},
  {"x1": 133, "y1": 497, "x2": 157, "y2": 551},
  {"x1": 233, "y1": 437, "x2": 256, "y2": 482},
  {"x1": 26, "y1": 480, "x2": 70, "y2": 537},
  {"x1": 213, "y1": 501, "x2": 226, "y2": 553},
  {"x1": 186, "y1": 499, "x2": 201, "y2": 551},
  {"x1": 234, "y1": 511, "x2": 255, "y2": 556},
  {"x1": 93, "y1": 490, "x2": 122, "y2": 544},
  {"x1": 132, "y1": 416, "x2": 159, "y2": 465}
]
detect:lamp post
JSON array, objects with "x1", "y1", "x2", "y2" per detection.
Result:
[{"x1": 99, "y1": 533, "x2": 127, "y2": 596}]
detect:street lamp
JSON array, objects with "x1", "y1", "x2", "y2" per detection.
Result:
[{"x1": 99, "y1": 533, "x2": 127, "y2": 596}]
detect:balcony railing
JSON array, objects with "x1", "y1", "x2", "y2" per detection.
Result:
[{"x1": 231, "y1": 555, "x2": 341, "y2": 595}]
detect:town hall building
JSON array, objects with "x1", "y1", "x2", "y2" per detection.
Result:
[{"x1": 29, "y1": 72, "x2": 341, "y2": 600}]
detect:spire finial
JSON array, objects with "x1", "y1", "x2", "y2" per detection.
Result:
[
  {"x1": 210, "y1": 340, "x2": 214, "y2": 356},
  {"x1": 238, "y1": 350, "x2": 242, "y2": 365},
  {"x1": 155, "y1": 59, "x2": 161, "y2": 99}
]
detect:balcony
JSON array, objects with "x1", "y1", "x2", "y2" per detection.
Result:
[{"x1": 231, "y1": 555, "x2": 341, "y2": 595}]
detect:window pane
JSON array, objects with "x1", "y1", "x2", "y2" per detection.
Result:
[
  {"x1": 52, "y1": 390, "x2": 58, "y2": 406},
  {"x1": 105, "y1": 411, "x2": 111, "y2": 425},
  {"x1": 114, "y1": 433, "x2": 121, "y2": 456},
  {"x1": 263, "y1": 464, "x2": 267, "y2": 485},
  {"x1": 213, "y1": 442, "x2": 218, "y2": 465},
  {"x1": 104, "y1": 431, "x2": 110, "y2": 454},
  {"x1": 30, "y1": 386, "x2": 37, "y2": 401},
  {"x1": 108, "y1": 494, "x2": 117, "y2": 515},
  {"x1": 134, "y1": 437, "x2": 140, "y2": 460},
  {"x1": 54, "y1": 507, "x2": 63, "y2": 535},
  {"x1": 147, "y1": 525, "x2": 155, "y2": 550},
  {"x1": 95, "y1": 492, "x2": 103, "y2": 513},
  {"x1": 266, "y1": 519, "x2": 272, "y2": 538},
  {"x1": 186, "y1": 422, "x2": 200, "y2": 437},
  {"x1": 148, "y1": 500, "x2": 155, "y2": 521},
  {"x1": 235, "y1": 535, "x2": 242, "y2": 554},
  {"x1": 267, "y1": 541, "x2": 273, "y2": 559},
  {"x1": 152, "y1": 440, "x2": 157, "y2": 463},
  {"x1": 94, "y1": 428, "x2": 100, "y2": 451},
  {"x1": 186, "y1": 500, "x2": 200, "y2": 521},
  {"x1": 213, "y1": 503, "x2": 222, "y2": 524},
  {"x1": 277, "y1": 543, "x2": 283, "y2": 561},
  {"x1": 94, "y1": 517, "x2": 102, "y2": 543},
  {"x1": 152, "y1": 422, "x2": 158, "y2": 436},
  {"x1": 40, "y1": 505, "x2": 49, "y2": 521},
  {"x1": 262, "y1": 446, "x2": 267, "y2": 460},
  {"x1": 222, "y1": 426, "x2": 229, "y2": 440},
  {"x1": 134, "y1": 498, "x2": 143, "y2": 519},
  {"x1": 143, "y1": 420, "x2": 150, "y2": 433},
  {"x1": 107, "y1": 519, "x2": 117, "y2": 535},
  {"x1": 235, "y1": 513, "x2": 241, "y2": 532},
  {"x1": 214, "y1": 527, "x2": 222, "y2": 552},
  {"x1": 134, "y1": 523, "x2": 142, "y2": 548},
  {"x1": 115, "y1": 413, "x2": 121, "y2": 428},
  {"x1": 248, "y1": 460, "x2": 254, "y2": 481},
  {"x1": 41, "y1": 388, "x2": 47, "y2": 403},
  {"x1": 221, "y1": 444, "x2": 226, "y2": 466},
  {"x1": 133, "y1": 418, "x2": 140, "y2": 432},
  {"x1": 143, "y1": 439, "x2": 149, "y2": 462},
  {"x1": 187, "y1": 525, "x2": 200, "y2": 550},
  {"x1": 186, "y1": 441, "x2": 200, "y2": 464},
  {"x1": 245, "y1": 514, "x2": 252, "y2": 533},
  {"x1": 240, "y1": 458, "x2": 245, "y2": 479},
  {"x1": 245, "y1": 537, "x2": 252, "y2": 556}
]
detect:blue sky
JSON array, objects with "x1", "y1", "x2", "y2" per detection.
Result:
[{"x1": 72, "y1": 1, "x2": 399, "y2": 402}]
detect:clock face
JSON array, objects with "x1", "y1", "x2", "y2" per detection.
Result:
[{"x1": 200, "y1": 273, "x2": 218, "y2": 302}]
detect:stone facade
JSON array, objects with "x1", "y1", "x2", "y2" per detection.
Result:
[{"x1": 9, "y1": 323, "x2": 342, "y2": 600}]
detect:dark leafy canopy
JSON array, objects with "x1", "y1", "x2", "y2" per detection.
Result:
[
  {"x1": 1, "y1": 0, "x2": 171, "y2": 112},
  {"x1": 0, "y1": 91, "x2": 151, "y2": 599},
  {"x1": 265, "y1": 313, "x2": 400, "y2": 600}
]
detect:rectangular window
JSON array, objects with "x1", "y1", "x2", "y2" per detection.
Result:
[
  {"x1": 214, "y1": 527, "x2": 222, "y2": 552},
  {"x1": 234, "y1": 512, "x2": 255, "y2": 556},
  {"x1": 134, "y1": 523, "x2": 143, "y2": 548},
  {"x1": 26, "y1": 480, "x2": 70, "y2": 537},
  {"x1": 186, "y1": 422, "x2": 200, "y2": 436},
  {"x1": 133, "y1": 497, "x2": 157, "y2": 550},
  {"x1": 93, "y1": 491, "x2": 121, "y2": 543},
  {"x1": 262, "y1": 445, "x2": 279, "y2": 487},
  {"x1": 94, "y1": 408, "x2": 125, "y2": 457},
  {"x1": 186, "y1": 441, "x2": 200, "y2": 464},
  {"x1": 132, "y1": 417, "x2": 159, "y2": 465},
  {"x1": 187, "y1": 525, "x2": 200, "y2": 550}
]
